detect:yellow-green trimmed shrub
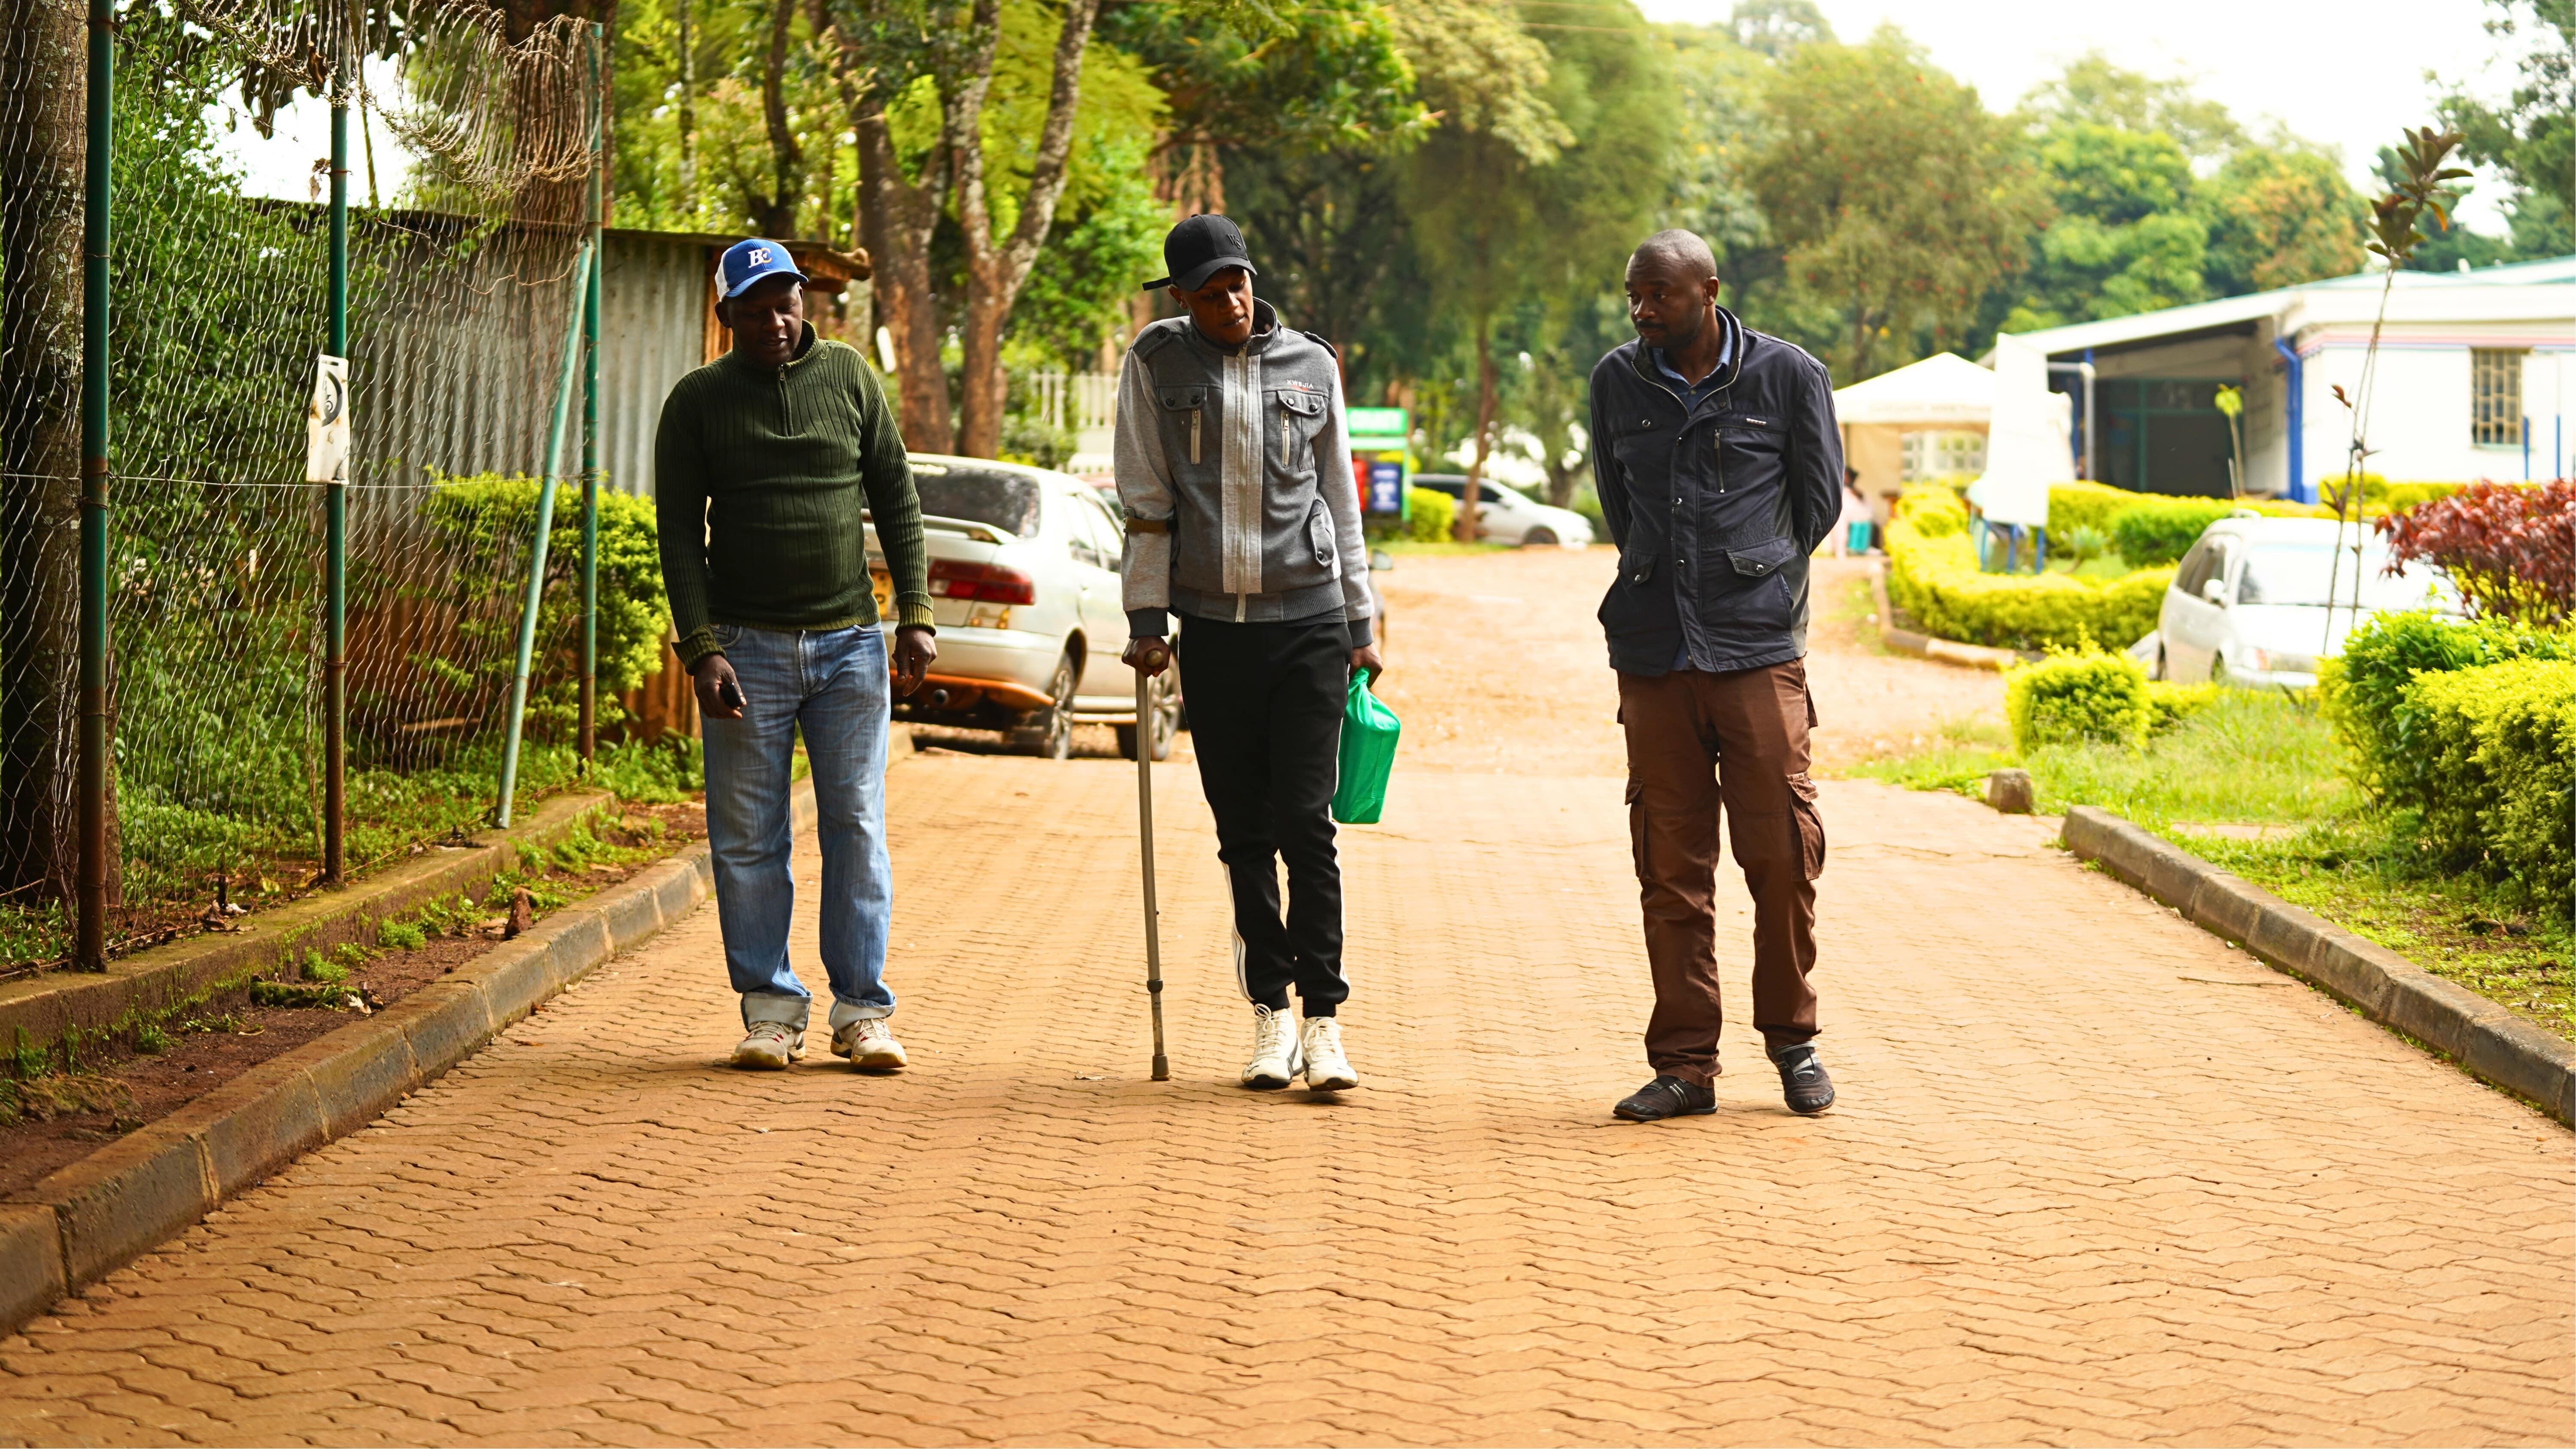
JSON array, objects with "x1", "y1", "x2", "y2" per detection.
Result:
[
  {"x1": 2006, "y1": 651, "x2": 2152, "y2": 750},
  {"x1": 1403, "y1": 487, "x2": 1454, "y2": 543},
  {"x1": 1885, "y1": 517, "x2": 2173, "y2": 652},
  {"x1": 2405, "y1": 658, "x2": 2575, "y2": 904},
  {"x1": 1894, "y1": 483, "x2": 1966, "y2": 536},
  {"x1": 2145, "y1": 679, "x2": 2221, "y2": 734},
  {"x1": 2044, "y1": 481, "x2": 2143, "y2": 553}
]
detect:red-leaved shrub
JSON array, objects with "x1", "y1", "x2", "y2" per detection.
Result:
[{"x1": 2376, "y1": 479, "x2": 2574, "y2": 625}]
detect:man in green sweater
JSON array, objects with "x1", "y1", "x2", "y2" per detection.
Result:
[{"x1": 655, "y1": 239, "x2": 936, "y2": 1073}]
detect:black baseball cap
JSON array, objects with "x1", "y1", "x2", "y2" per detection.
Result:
[{"x1": 1142, "y1": 213, "x2": 1258, "y2": 293}]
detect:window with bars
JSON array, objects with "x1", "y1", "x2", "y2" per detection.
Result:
[{"x1": 2471, "y1": 349, "x2": 2524, "y2": 446}]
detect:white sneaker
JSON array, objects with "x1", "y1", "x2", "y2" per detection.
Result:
[
  {"x1": 732, "y1": 1021, "x2": 805, "y2": 1070},
  {"x1": 1300, "y1": 1016, "x2": 1356, "y2": 1091},
  {"x1": 834, "y1": 1017, "x2": 907, "y2": 1072},
  {"x1": 1241, "y1": 1003, "x2": 1302, "y2": 1090}
]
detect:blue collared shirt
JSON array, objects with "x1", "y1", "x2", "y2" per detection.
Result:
[{"x1": 1650, "y1": 334, "x2": 1732, "y2": 411}]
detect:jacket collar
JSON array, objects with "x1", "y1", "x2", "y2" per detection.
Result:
[
  {"x1": 1626, "y1": 305, "x2": 1747, "y2": 403},
  {"x1": 1186, "y1": 298, "x2": 1282, "y2": 358}
]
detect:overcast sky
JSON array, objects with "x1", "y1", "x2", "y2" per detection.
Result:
[{"x1": 1637, "y1": 0, "x2": 2527, "y2": 231}]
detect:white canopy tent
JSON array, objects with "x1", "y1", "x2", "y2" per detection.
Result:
[{"x1": 1831, "y1": 352, "x2": 1998, "y2": 521}]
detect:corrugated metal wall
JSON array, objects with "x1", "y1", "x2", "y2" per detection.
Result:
[{"x1": 598, "y1": 231, "x2": 713, "y2": 497}]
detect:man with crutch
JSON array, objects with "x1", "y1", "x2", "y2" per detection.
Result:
[
  {"x1": 1592, "y1": 229, "x2": 1843, "y2": 1121},
  {"x1": 1116, "y1": 214, "x2": 1378, "y2": 1092}
]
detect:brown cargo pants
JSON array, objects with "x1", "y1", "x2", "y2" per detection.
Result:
[{"x1": 1618, "y1": 659, "x2": 1826, "y2": 1086}]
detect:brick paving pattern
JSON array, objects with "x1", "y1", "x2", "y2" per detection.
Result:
[{"x1": 0, "y1": 553, "x2": 2567, "y2": 1447}]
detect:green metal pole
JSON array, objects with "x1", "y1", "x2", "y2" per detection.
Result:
[
  {"x1": 494, "y1": 239, "x2": 595, "y2": 827},
  {"x1": 578, "y1": 22, "x2": 601, "y2": 768},
  {"x1": 75, "y1": 0, "x2": 112, "y2": 970},
  {"x1": 323, "y1": 69, "x2": 349, "y2": 882}
]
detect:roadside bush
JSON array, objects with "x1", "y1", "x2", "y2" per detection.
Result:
[
  {"x1": 1884, "y1": 517, "x2": 2172, "y2": 651},
  {"x1": 2145, "y1": 679, "x2": 2221, "y2": 734},
  {"x1": 2324, "y1": 610, "x2": 2576, "y2": 804},
  {"x1": 2106, "y1": 497, "x2": 2239, "y2": 565},
  {"x1": 409, "y1": 474, "x2": 672, "y2": 741},
  {"x1": 1403, "y1": 487, "x2": 1455, "y2": 543},
  {"x1": 2406, "y1": 658, "x2": 2576, "y2": 905},
  {"x1": 2005, "y1": 650, "x2": 2151, "y2": 750},
  {"x1": 2044, "y1": 480, "x2": 2143, "y2": 554},
  {"x1": 1894, "y1": 484, "x2": 1966, "y2": 537},
  {"x1": 2376, "y1": 479, "x2": 2573, "y2": 625}
]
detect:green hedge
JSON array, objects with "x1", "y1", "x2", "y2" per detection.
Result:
[
  {"x1": 1404, "y1": 487, "x2": 1455, "y2": 543},
  {"x1": 2324, "y1": 610, "x2": 2576, "y2": 903},
  {"x1": 2006, "y1": 652, "x2": 2150, "y2": 749},
  {"x1": 2407, "y1": 659, "x2": 2575, "y2": 905},
  {"x1": 1886, "y1": 517, "x2": 2172, "y2": 652},
  {"x1": 2043, "y1": 481, "x2": 2142, "y2": 554},
  {"x1": 2324, "y1": 611, "x2": 2576, "y2": 805}
]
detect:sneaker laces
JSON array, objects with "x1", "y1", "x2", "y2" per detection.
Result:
[
  {"x1": 851, "y1": 1018, "x2": 892, "y2": 1042},
  {"x1": 1303, "y1": 1017, "x2": 1342, "y2": 1054},
  {"x1": 1252, "y1": 1004, "x2": 1291, "y2": 1057},
  {"x1": 746, "y1": 1022, "x2": 793, "y2": 1046}
]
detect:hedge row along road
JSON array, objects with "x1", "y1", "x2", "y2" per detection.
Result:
[{"x1": 0, "y1": 552, "x2": 2565, "y2": 1446}]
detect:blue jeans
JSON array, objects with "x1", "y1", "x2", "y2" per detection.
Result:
[{"x1": 701, "y1": 623, "x2": 896, "y2": 1032}]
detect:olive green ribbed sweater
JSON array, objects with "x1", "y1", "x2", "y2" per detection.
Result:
[{"x1": 654, "y1": 330, "x2": 933, "y2": 667}]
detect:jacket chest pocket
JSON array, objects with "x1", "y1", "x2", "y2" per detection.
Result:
[
  {"x1": 1158, "y1": 385, "x2": 1209, "y2": 465},
  {"x1": 1269, "y1": 386, "x2": 1326, "y2": 473}
]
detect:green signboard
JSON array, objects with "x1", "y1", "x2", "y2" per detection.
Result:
[{"x1": 1346, "y1": 406, "x2": 1410, "y2": 443}]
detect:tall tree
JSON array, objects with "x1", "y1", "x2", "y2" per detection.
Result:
[
  {"x1": 1749, "y1": 28, "x2": 2043, "y2": 381},
  {"x1": 2199, "y1": 142, "x2": 2366, "y2": 294},
  {"x1": 2437, "y1": 0, "x2": 2574, "y2": 257}
]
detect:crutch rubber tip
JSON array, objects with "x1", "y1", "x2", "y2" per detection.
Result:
[{"x1": 1151, "y1": 1055, "x2": 1170, "y2": 1082}]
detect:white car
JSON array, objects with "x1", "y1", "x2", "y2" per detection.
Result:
[
  {"x1": 2153, "y1": 515, "x2": 2460, "y2": 689},
  {"x1": 865, "y1": 455, "x2": 1180, "y2": 760},
  {"x1": 1412, "y1": 474, "x2": 1595, "y2": 547}
]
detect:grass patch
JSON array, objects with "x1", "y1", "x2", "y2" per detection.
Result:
[
  {"x1": 1854, "y1": 691, "x2": 2348, "y2": 829},
  {"x1": 2193, "y1": 823, "x2": 2573, "y2": 1041}
]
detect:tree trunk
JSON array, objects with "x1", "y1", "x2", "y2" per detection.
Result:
[
  {"x1": 675, "y1": 0, "x2": 697, "y2": 221},
  {"x1": 0, "y1": 0, "x2": 83, "y2": 900},
  {"x1": 756, "y1": 0, "x2": 800, "y2": 239},
  {"x1": 951, "y1": 0, "x2": 1098, "y2": 458},
  {"x1": 851, "y1": 98, "x2": 952, "y2": 452},
  {"x1": 1456, "y1": 323, "x2": 1497, "y2": 542}
]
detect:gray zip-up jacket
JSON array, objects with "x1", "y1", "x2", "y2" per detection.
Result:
[{"x1": 1115, "y1": 301, "x2": 1374, "y2": 647}]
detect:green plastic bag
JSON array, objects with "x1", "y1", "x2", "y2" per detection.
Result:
[{"x1": 1332, "y1": 672, "x2": 1401, "y2": 825}]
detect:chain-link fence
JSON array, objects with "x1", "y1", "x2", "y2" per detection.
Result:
[{"x1": 1, "y1": 0, "x2": 626, "y2": 970}]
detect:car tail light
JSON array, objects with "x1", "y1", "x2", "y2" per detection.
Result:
[{"x1": 928, "y1": 558, "x2": 1036, "y2": 605}]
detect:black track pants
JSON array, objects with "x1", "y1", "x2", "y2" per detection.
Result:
[{"x1": 1174, "y1": 615, "x2": 1350, "y2": 1017}]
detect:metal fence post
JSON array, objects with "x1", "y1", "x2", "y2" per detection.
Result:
[
  {"x1": 493, "y1": 239, "x2": 595, "y2": 828},
  {"x1": 578, "y1": 21, "x2": 601, "y2": 768},
  {"x1": 322, "y1": 42, "x2": 349, "y2": 882},
  {"x1": 74, "y1": 0, "x2": 112, "y2": 970}
]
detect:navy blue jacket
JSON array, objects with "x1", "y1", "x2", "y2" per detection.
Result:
[{"x1": 1589, "y1": 307, "x2": 1844, "y2": 676}]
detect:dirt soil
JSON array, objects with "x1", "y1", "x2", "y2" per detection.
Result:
[{"x1": 0, "y1": 800, "x2": 703, "y2": 1199}]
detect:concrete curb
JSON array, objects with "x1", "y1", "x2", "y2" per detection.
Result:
[
  {"x1": 0, "y1": 779, "x2": 826, "y2": 1339},
  {"x1": 0, "y1": 789, "x2": 617, "y2": 1067},
  {"x1": 2063, "y1": 805, "x2": 2575, "y2": 1127},
  {"x1": 1867, "y1": 559, "x2": 2040, "y2": 672}
]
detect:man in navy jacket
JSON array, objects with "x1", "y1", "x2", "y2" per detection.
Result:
[{"x1": 1590, "y1": 230, "x2": 1844, "y2": 1123}]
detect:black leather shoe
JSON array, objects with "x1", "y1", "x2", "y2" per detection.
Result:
[
  {"x1": 1613, "y1": 1074, "x2": 1716, "y2": 1122},
  {"x1": 1767, "y1": 1041, "x2": 1835, "y2": 1115}
]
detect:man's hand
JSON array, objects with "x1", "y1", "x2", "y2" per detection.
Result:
[
  {"x1": 893, "y1": 625, "x2": 937, "y2": 697},
  {"x1": 1123, "y1": 636, "x2": 1172, "y2": 678},
  {"x1": 1351, "y1": 644, "x2": 1384, "y2": 682},
  {"x1": 691, "y1": 654, "x2": 744, "y2": 721}
]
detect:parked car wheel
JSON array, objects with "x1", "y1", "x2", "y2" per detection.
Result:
[
  {"x1": 1014, "y1": 652, "x2": 1076, "y2": 760},
  {"x1": 1522, "y1": 526, "x2": 1557, "y2": 548},
  {"x1": 1117, "y1": 670, "x2": 1182, "y2": 761},
  {"x1": 2153, "y1": 644, "x2": 2169, "y2": 682}
]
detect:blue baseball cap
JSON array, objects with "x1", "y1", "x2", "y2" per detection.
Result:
[{"x1": 717, "y1": 238, "x2": 807, "y2": 300}]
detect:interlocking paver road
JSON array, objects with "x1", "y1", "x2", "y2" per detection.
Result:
[{"x1": 2, "y1": 553, "x2": 2568, "y2": 1447}]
